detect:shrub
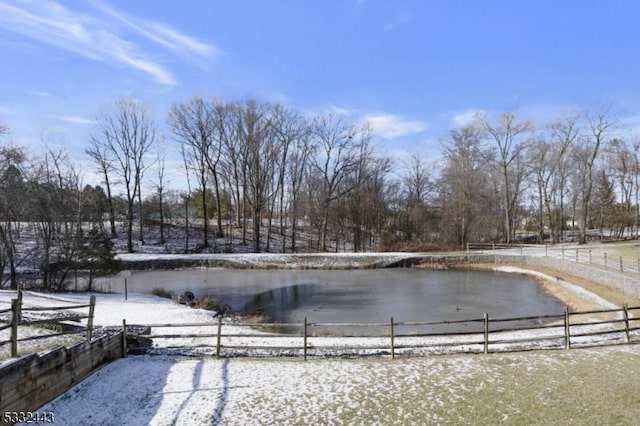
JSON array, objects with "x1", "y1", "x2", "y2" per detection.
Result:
[{"x1": 151, "y1": 287, "x2": 173, "y2": 299}]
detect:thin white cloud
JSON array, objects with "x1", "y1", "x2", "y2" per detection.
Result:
[
  {"x1": 326, "y1": 105, "x2": 352, "y2": 117},
  {"x1": 451, "y1": 109, "x2": 485, "y2": 128},
  {"x1": 28, "y1": 90, "x2": 53, "y2": 97},
  {"x1": 0, "y1": 0, "x2": 217, "y2": 86},
  {"x1": 302, "y1": 104, "x2": 353, "y2": 120},
  {"x1": 92, "y1": 0, "x2": 217, "y2": 58},
  {"x1": 53, "y1": 115, "x2": 97, "y2": 125},
  {"x1": 364, "y1": 113, "x2": 428, "y2": 139}
]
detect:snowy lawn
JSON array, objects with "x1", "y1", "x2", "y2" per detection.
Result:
[{"x1": 22, "y1": 344, "x2": 640, "y2": 425}]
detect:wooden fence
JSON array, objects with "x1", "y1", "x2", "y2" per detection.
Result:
[
  {"x1": 467, "y1": 242, "x2": 640, "y2": 275},
  {"x1": 0, "y1": 291, "x2": 96, "y2": 358},
  {"x1": 0, "y1": 292, "x2": 126, "y2": 414},
  {"x1": 127, "y1": 305, "x2": 640, "y2": 360}
]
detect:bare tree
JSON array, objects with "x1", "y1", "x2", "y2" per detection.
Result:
[
  {"x1": 287, "y1": 125, "x2": 314, "y2": 252},
  {"x1": 528, "y1": 112, "x2": 580, "y2": 243},
  {"x1": 206, "y1": 101, "x2": 236, "y2": 240},
  {"x1": 93, "y1": 98, "x2": 156, "y2": 253},
  {"x1": 310, "y1": 114, "x2": 360, "y2": 251},
  {"x1": 399, "y1": 153, "x2": 434, "y2": 243},
  {"x1": 632, "y1": 139, "x2": 640, "y2": 237},
  {"x1": 0, "y1": 144, "x2": 28, "y2": 289},
  {"x1": 154, "y1": 146, "x2": 168, "y2": 245},
  {"x1": 86, "y1": 137, "x2": 118, "y2": 238},
  {"x1": 438, "y1": 125, "x2": 496, "y2": 246},
  {"x1": 218, "y1": 103, "x2": 248, "y2": 245},
  {"x1": 477, "y1": 112, "x2": 533, "y2": 243},
  {"x1": 603, "y1": 138, "x2": 636, "y2": 238},
  {"x1": 180, "y1": 144, "x2": 193, "y2": 253},
  {"x1": 236, "y1": 99, "x2": 279, "y2": 252},
  {"x1": 574, "y1": 109, "x2": 617, "y2": 244},
  {"x1": 168, "y1": 97, "x2": 215, "y2": 249},
  {"x1": 346, "y1": 126, "x2": 391, "y2": 251},
  {"x1": 31, "y1": 148, "x2": 83, "y2": 290}
]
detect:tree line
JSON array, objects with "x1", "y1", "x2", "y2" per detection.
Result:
[{"x1": 0, "y1": 98, "x2": 637, "y2": 288}]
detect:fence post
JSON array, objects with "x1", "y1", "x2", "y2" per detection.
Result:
[
  {"x1": 10, "y1": 298, "x2": 19, "y2": 358},
  {"x1": 17, "y1": 289, "x2": 22, "y2": 323},
  {"x1": 86, "y1": 295, "x2": 96, "y2": 341},
  {"x1": 483, "y1": 313, "x2": 489, "y2": 355},
  {"x1": 216, "y1": 315, "x2": 223, "y2": 359},
  {"x1": 564, "y1": 308, "x2": 570, "y2": 350},
  {"x1": 125, "y1": 278, "x2": 128, "y2": 301},
  {"x1": 589, "y1": 250, "x2": 592, "y2": 264},
  {"x1": 122, "y1": 319, "x2": 128, "y2": 358},
  {"x1": 545, "y1": 244, "x2": 548, "y2": 257},
  {"x1": 604, "y1": 252, "x2": 607, "y2": 268},
  {"x1": 303, "y1": 317, "x2": 308, "y2": 361},
  {"x1": 623, "y1": 304, "x2": 630, "y2": 343},
  {"x1": 390, "y1": 317, "x2": 395, "y2": 359},
  {"x1": 620, "y1": 257, "x2": 624, "y2": 273}
]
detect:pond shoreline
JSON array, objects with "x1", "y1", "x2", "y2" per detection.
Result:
[
  {"x1": 115, "y1": 252, "x2": 630, "y2": 312},
  {"x1": 116, "y1": 252, "x2": 489, "y2": 270}
]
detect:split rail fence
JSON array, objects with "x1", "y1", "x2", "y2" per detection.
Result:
[
  {"x1": 126, "y1": 304, "x2": 640, "y2": 360},
  {"x1": 467, "y1": 242, "x2": 640, "y2": 275},
  {"x1": 0, "y1": 291, "x2": 96, "y2": 358}
]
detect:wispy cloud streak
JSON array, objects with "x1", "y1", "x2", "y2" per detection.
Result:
[
  {"x1": 0, "y1": 0, "x2": 217, "y2": 85},
  {"x1": 92, "y1": 0, "x2": 216, "y2": 57},
  {"x1": 364, "y1": 113, "x2": 428, "y2": 139},
  {"x1": 53, "y1": 115, "x2": 97, "y2": 125}
]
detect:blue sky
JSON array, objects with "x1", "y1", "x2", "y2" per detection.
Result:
[{"x1": 1, "y1": 0, "x2": 640, "y2": 186}]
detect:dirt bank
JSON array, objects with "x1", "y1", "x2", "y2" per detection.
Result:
[{"x1": 458, "y1": 263, "x2": 640, "y2": 311}]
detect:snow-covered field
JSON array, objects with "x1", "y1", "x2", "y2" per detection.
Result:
[{"x1": 16, "y1": 343, "x2": 640, "y2": 425}]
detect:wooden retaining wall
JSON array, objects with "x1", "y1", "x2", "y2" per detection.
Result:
[{"x1": 0, "y1": 332, "x2": 123, "y2": 413}]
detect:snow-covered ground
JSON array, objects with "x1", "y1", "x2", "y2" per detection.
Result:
[
  {"x1": 493, "y1": 266, "x2": 618, "y2": 310},
  {"x1": 14, "y1": 340, "x2": 640, "y2": 425}
]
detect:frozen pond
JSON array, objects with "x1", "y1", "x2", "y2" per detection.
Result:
[{"x1": 97, "y1": 268, "x2": 566, "y2": 332}]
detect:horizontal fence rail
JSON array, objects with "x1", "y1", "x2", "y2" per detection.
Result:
[
  {"x1": 0, "y1": 291, "x2": 96, "y2": 358},
  {"x1": 124, "y1": 305, "x2": 640, "y2": 360}
]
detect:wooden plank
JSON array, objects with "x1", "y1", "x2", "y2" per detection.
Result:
[
  {"x1": 489, "y1": 335, "x2": 565, "y2": 345},
  {"x1": 216, "y1": 316, "x2": 222, "y2": 359},
  {"x1": 303, "y1": 317, "x2": 308, "y2": 361},
  {"x1": 86, "y1": 295, "x2": 96, "y2": 341},
  {"x1": 390, "y1": 317, "x2": 395, "y2": 360},
  {"x1": 487, "y1": 323, "x2": 565, "y2": 334},
  {"x1": 11, "y1": 299, "x2": 19, "y2": 357},
  {"x1": 1, "y1": 334, "x2": 124, "y2": 412},
  {"x1": 148, "y1": 333, "x2": 218, "y2": 339},
  {"x1": 483, "y1": 313, "x2": 489, "y2": 355},
  {"x1": 21, "y1": 305, "x2": 90, "y2": 312}
]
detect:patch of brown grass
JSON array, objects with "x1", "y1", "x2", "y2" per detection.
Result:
[
  {"x1": 192, "y1": 295, "x2": 225, "y2": 311},
  {"x1": 151, "y1": 287, "x2": 173, "y2": 299}
]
